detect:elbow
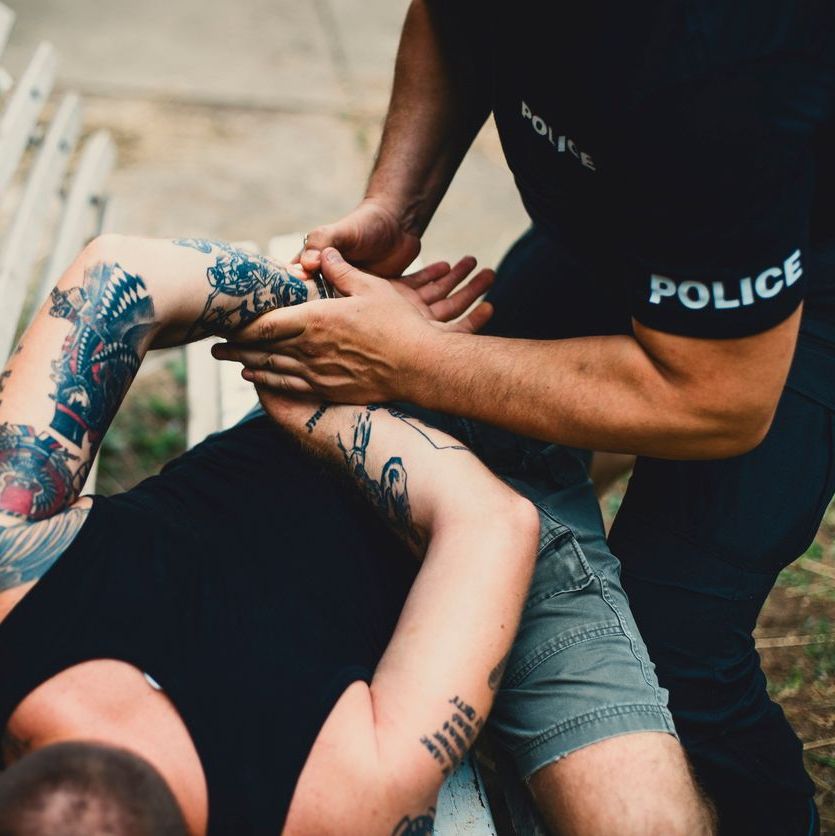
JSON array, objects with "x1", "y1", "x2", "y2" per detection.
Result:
[
  {"x1": 688, "y1": 400, "x2": 776, "y2": 459},
  {"x1": 730, "y1": 408, "x2": 775, "y2": 455},
  {"x1": 459, "y1": 485, "x2": 540, "y2": 559},
  {"x1": 507, "y1": 493, "x2": 541, "y2": 559},
  {"x1": 79, "y1": 233, "x2": 125, "y2": 267}
]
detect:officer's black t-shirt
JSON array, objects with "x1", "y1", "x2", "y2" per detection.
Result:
[{"x1": 480, "y1": 0, "x2": 835, "y2": 341}]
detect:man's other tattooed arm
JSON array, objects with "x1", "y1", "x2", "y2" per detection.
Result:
[
  {"x1": 0, "y1": 235, "x2": 320, "y2": 586},
  {"x1": 0, "y1": 256, "x2": 156, "y2": 530},
  {"x1": 275, "y1": 395, "x2": 538, "y2": 812},
  {"x1": 168, "y1": 238, "x2": 317, "y2": 342}
]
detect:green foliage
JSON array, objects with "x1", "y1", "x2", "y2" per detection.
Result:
[{"x1": 97, "y1": 355, "x2": 187, "y2": 495}]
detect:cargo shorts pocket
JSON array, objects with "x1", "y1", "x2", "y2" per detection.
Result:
[{"x1": 524, "y1": 505, "x2": 595, "y2": 610}]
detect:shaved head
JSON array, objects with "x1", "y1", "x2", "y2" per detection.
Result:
[{"x1": 0, "y1": 741, "x2": 187, "y2": 836}]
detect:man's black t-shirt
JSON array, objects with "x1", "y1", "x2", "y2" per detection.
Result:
[
  {"x1": 0, "y1": 416, "x2": 416, "y2": 833},
  {"x1": 484, "y1": 0, "x2": 835, "y2": 342}
]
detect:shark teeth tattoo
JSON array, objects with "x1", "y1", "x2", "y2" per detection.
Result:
[{"x1": 48, "y1": 262, "x2": 154, "y2": 447}]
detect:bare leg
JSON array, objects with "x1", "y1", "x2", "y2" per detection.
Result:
[{"x1": 529, "y1": 733, "x2": 715, "y2": 836}]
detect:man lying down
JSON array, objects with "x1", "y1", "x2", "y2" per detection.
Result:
[{"x1": 0, "y1": 236, "x2": 540, "y2": 835}]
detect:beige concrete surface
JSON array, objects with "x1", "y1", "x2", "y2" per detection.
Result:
[{"x1": 3, "y1": 0, "x2": 528, "y2": 270}]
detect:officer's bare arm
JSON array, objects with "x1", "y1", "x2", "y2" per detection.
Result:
[
  {"x1": 363, "y1": 0, "x2": 490, "y2": 237},
  {"x1": 405, "y1": 305, "x2": 801, "y2": 460}
]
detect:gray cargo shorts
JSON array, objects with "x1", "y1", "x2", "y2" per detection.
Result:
[{"x1": 404, "y1": 406, "x2": 677, "y2": 780}]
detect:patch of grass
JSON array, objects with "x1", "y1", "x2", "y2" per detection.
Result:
[
  {"x1": 768, "y1": 665, "x2": 806, "y2": 699},
  {"x1": 804, "y1": 620, "x2": 835, "y2": 682},
  {"x1": 97, "y1": 354, "x2": 187, "y2": 495},
  {"x1": 810, "y1": 753, "x2": 835, "y2": 771},
  {"x1": 776, "y1": 565, "x2": 813, "y2": 591}
]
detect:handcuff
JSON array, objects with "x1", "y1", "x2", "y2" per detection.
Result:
[
  {"x1": 313, "y1": 270, "x2": 335, "y2": 300},
  {"x1": 304, "y1": 234, "x2": 336, "y2": 300}
]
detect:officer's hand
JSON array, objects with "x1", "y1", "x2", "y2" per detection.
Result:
[
  {"x1": 212, "y1": 248, "x2": 493, "y2": 404},
  {"x1": 299, "y1": 198, "x2": 421, "y2": 278}
]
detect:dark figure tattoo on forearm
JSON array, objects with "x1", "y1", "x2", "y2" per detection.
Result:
[
  {"x1": 337, "y1": 409, "x2": 423, "y2": 549},
  {"x1": 391, "y1": 807, "x2": 436, "y2": 835},
  {"x1": 420, "y1": 696, "x2": 484, "y2": 778},
  {"x1": 173, "y1": 239, "x2": 309, "y2": 339}
]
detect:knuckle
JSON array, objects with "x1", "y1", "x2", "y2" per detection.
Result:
[
  {"x1": 254, "y1": 315, "x2": 275, "y2": 342},
  {"x1": 306, "y1": 227, "x2": 326, "y2": 246}
]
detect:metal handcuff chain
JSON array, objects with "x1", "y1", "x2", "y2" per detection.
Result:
[{"x1": 303, "y1": 233, "x2": 338, "y2": 300}]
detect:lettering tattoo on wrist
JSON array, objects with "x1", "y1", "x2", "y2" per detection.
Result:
[
  {"x1": 304, "y1": 403, "x2": 331, "y2": 434},
  {"x1": 173, "y1": 239, "x2": 309, "y2": 339},
  {"x1": 420, "y1": 695, "x2": 484, "y2": 778},
  {"x1": 391, "y1": 806, "x2": 436, "y2": 835}
]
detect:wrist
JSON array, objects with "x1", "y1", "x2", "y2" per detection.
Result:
[
  {"x1": 398, "y1": 325, "x2": 448, "y2": 408},
  {"x1": 362, "y1": 190, "x2": 427, "y2": 239}
]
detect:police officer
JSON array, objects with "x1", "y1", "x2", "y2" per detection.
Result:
[{"x1": 218, "y1": 3, "x2": 835, "y2": 833}]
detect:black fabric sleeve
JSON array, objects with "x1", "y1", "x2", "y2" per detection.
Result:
[{"x1": 626, "y1": 61, "x2": 825, "y2": 339}]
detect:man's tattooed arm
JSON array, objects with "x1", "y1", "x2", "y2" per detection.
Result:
[
  {"x1": 171, "y1": 238, "x2": 312, "y2": 341},
  {"x1": 0, "y1": 235, "x2": 323, "y2": 590},
  {"x1": 0, "y1": 260, "x2": 155, "y2": 530}
]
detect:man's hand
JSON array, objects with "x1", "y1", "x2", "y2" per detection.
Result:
[
  {"x1": 211, "y1": 248, "x2": 491, "y2": 403},
  {"x1": 300, "y1": 198, "x2": 421, "y2": 278}
]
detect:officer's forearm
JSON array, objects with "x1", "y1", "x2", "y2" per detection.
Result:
[
  {"x1": 406, "y1": 328, "x2": 789, "y2": 460},
  {"x1": 366, "y1": 0, "x2": 490, "y2": 236}
]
